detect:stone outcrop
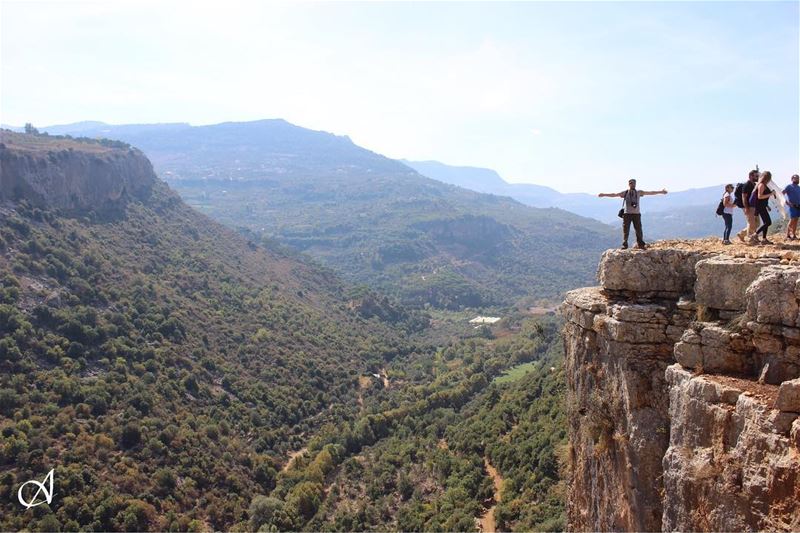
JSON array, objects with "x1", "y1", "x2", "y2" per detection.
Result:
[
  {"x1": 563, "y1": 244, "x2": 800, "y2": 532},
  {"x1": 0, "y1": 129, "x2": 155, "y2": 213}
]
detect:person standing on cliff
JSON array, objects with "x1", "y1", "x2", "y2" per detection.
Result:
[
  {"x1": 720, "y1": 184, "x2": 736, "y2": 245},
  {"x1": 782, "y1": 173, "x2": 800, "y2": 240},
  {"x1": 751, "y1": 171, "x2": 776, "y2": 245},
  {"x1": 736, "y1": 169, "x2": 759, "y2": 242},
  {"x1": 598, "y1": 179, "x2": 668, "y2": 250}
]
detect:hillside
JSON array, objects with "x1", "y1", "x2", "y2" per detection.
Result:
[
  {"x1": 403, "y1": 159, "x2": 727, "y2": 229},
  {"x1": 0, "y1": 131, "x2": 422, "y2": 531},
  {"x1": 258, "y1": 314, "x2": 567, "y2": 532},
  {"x1": 37, "y1": 120, "x2": 617, "y2": 309},
  {"x1": 0, "y1": 130, "x2": 574, "y2": 532}
]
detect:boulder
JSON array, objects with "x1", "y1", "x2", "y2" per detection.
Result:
[
  {"x1": 598, "y1": 248, "x2": 707, "y2": 295},
  {"x1": 746, "y1": 266, "x2": 800, "y2": 328},
  {"x1": 777, "y1": 379, "x2": 800, "y2": 413},
  {"x1": 694, "y1": 256, "x2": 775, "y2": 311}
]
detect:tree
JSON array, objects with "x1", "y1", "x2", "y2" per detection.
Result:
[
  {"x1": 119, "y1": 424, "x2": 141, "y2": 449},
  {"x1": 248, "y1": 496, "x2": 284, "y2": 531},
  {"x1": 285, "y1": 481, "x2": 323, "y2": 520},
  {"x1": 24, "y1": 123, "x2": 39, "y2": 135}
]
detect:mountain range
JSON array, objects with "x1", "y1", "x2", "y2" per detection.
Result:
[
  {"x1": 402, "y1": 160, "x2": 734, "y2": 237},
  {"x1": 29, "y1": 120, "x2": 617, "y2": 309}
]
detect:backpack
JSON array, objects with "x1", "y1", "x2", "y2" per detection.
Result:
[
  {"x1": 715, "y1": 200, "x2": 725, "y2": 216},
  {"x1": 733, "y1": 183, "x2": 745, "y2": 208}
]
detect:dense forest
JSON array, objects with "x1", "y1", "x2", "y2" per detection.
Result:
[
  {"x1": 244, "y1": 316, "x2": 566, "y2": 532},
  {"x1": 1, "y1": 130, "x2": 570, "y2": 531},
  {"x1": 38, "y1": 120, "x2": 616, "y2": 310}
]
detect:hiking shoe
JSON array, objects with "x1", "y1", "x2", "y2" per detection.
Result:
[
  {"x1": 634, "y1": 243, "x2": 647, "y2": 250},
  {"x1": 722, "y1": 239, "x2": 732, "y2": 245},
  {"x1": 762, "y1": 238, "x2": 774, "y2": 245},
  {"x1": 748, "y1": 236, "x2": 760, "y2": 246},
  {"x1": 621, "y1": 243, "x2": 628, "y2": 249},
  {"x1": 737, "y1": 232, "x2": 746, "y2": 243}
]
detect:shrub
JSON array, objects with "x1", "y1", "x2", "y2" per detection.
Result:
[{"x1": 119, "y1": 424, "x2": 141, "y2": 449}]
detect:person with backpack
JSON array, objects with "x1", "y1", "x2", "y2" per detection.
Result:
[
  {"x1": 751, "y1": 171, "x2": 776, "y2": 245},
  {"x1": 782, "y1": 173, "x2": 800, "y2": 240},
  {"x1": 736, "y1": 170, "x2": 759, "y2": 242},
  {"x1": 717, "y1": 184, "x2": 736, "y2": 245},
  {"x1": 598, "y1": 178, "x2": 668, "y2": 249}
]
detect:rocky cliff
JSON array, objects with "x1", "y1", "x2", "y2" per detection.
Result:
[
  {"x1": 0, "y1": 130, "x2": 155, "y2": 213},
  {"x1": 563, "y1": 240, "x2": 800, "y2": 532}
]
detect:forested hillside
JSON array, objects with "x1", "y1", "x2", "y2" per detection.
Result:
[
  {"x1": 258, "y1": 316, "x2": 567, "y2": 532},
  {"x1": 0, "y1": 130, "x2": 570, "y2": 532},
  {"x1": 39, "y1": 120, "x2": 616, "y2": 309},
  {"x1": 0, "y1": 131, "x2": 420, "y2": 530}
]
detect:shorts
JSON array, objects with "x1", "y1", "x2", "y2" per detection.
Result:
[{"x1": 791, "y1": 206, "x2": 800, "y2": 219}]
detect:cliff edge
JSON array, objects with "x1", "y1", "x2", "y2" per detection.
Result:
[
  {"x1": 0, "y1": 130, "x2": 155, "y2": 213},
  {"x1": 562, "y1": 239, "x2": 800, "y2": 531}
]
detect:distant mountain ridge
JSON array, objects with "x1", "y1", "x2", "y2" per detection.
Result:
[
  {"x1": 33, "y1": 119, "x2": 617, "y2": 308},
  {"x1": 40, "y1": 119, "x2": 409, "y2": 180},
  {"x1": 402, "y1": 159, "x2": 727, "y2": 228}
]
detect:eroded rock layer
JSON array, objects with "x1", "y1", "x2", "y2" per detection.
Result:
[
  {"x1": 563, "y1": 245, "x2": 800, "y2": 532},
  {"x1": 0, "y1": 130, "x2": 155, "y2": 213}
]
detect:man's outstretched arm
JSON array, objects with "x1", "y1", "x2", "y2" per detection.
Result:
[
  {"x1": 597, "y1": 191, "x2": 625, "y2": 198},
  {"x1": 640, "y1": 189, "x2": 668, "y2": 196}
]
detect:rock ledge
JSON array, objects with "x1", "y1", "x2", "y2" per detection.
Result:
[{"x1": 563, "y1": 244, "x2": 800, "y2": 532}]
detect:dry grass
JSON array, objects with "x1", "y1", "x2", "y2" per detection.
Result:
[{"x1": 0, "y1": 129, "x2": 117, "y2": 153}]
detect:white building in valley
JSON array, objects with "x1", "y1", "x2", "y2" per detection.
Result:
[{"x1": 469, "y1": 316, "x2": 501, "y2": 325}]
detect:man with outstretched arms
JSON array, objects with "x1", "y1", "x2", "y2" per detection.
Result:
[{"x1": 598, "y1": 178, "x2": 668, "y2": 250}]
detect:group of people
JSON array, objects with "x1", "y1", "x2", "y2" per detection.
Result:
[
  {"x1": 597, "y1": 171, "x2": 800, "y2": 249},
  {"x1": 720, "y1": 170, "x2": 800, "y2": 246}
]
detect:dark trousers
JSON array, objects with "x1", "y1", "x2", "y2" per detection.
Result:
[
  {"x1": 722, "y1": 213, "x2": 732, "y2": 240},
  {"x1": 755, "y1": 204, "x2": 771, "y2": 238},
  {"x1": 622, "y1": 213, "x2": 644, "y2": 246}
]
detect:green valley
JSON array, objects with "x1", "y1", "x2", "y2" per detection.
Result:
[{"x1": 1, "y1": 130, "x2": 568, "y2": 532}]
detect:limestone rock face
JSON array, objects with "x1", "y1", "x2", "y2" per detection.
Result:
[
  {"x1": 0, "y1": 130, "x2": 156, "y2": 213},
  {"x1": 662, "y1": 365, "x2": 799, "y2": 532},
  {"x1": 694, "y1": 256, "x2": 777, "y2": 311},
  {"x1": 746, "y1": 266, "x2": 800, "y2": 328},
  {"x1": 598, "y1": 248, "x2": 708, "y2": 296},
  {"x1": 777, "y1": 379, "x2": 800, "y2": 413},
  {"x1": 563, "y1": 246, "x2": 800, "y2": 532}
]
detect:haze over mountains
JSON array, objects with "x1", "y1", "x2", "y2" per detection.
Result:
[
  {"x1": 31, "y1": 119, "x2": 617, "y2": 309},
  {"x1": 402, "y1": 160, "x2": 732, "y2": 238},
  {"x1": 23, "y1": 119, "x2": 740, "y2": 244}
]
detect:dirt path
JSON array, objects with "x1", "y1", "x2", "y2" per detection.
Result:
[
  {"x1": 357, "y1": 375, "x2": 371, "y2": 409},
  {"x1": 281, "y1": 447, "x2": 308, "y2": 473},
  {"x1": 479, "y1": 457, "x2": 504, "y2": 533},
  {"x1": 380, "y1": 368, "x2": 390, "y2": 389}
]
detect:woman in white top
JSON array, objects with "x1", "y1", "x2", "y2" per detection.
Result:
[{"x1": 721, "y1": 184, "x2": 735, "y2": 245}]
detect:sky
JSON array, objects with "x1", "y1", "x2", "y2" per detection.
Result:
[{"x1": 1, "y1": 1, "x2": 798, "y2": 193}]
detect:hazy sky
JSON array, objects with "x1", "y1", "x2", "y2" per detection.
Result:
[{"x1": 2, "y1": 1, "x2": 798, "y2": 192}]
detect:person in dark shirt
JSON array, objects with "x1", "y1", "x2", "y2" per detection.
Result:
[
  {"x1": 737, "y1": 170, "x2": 759, "y2": 242},
  {"x1": 752, "y1": 171, "x2": 775, "y2": 245},
  {"x1": 598, "y1": 178, "x2": 668, "y2": 249},
  {"x1": 783, "y1": 173, "x2": 800, "y2": 240}
]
